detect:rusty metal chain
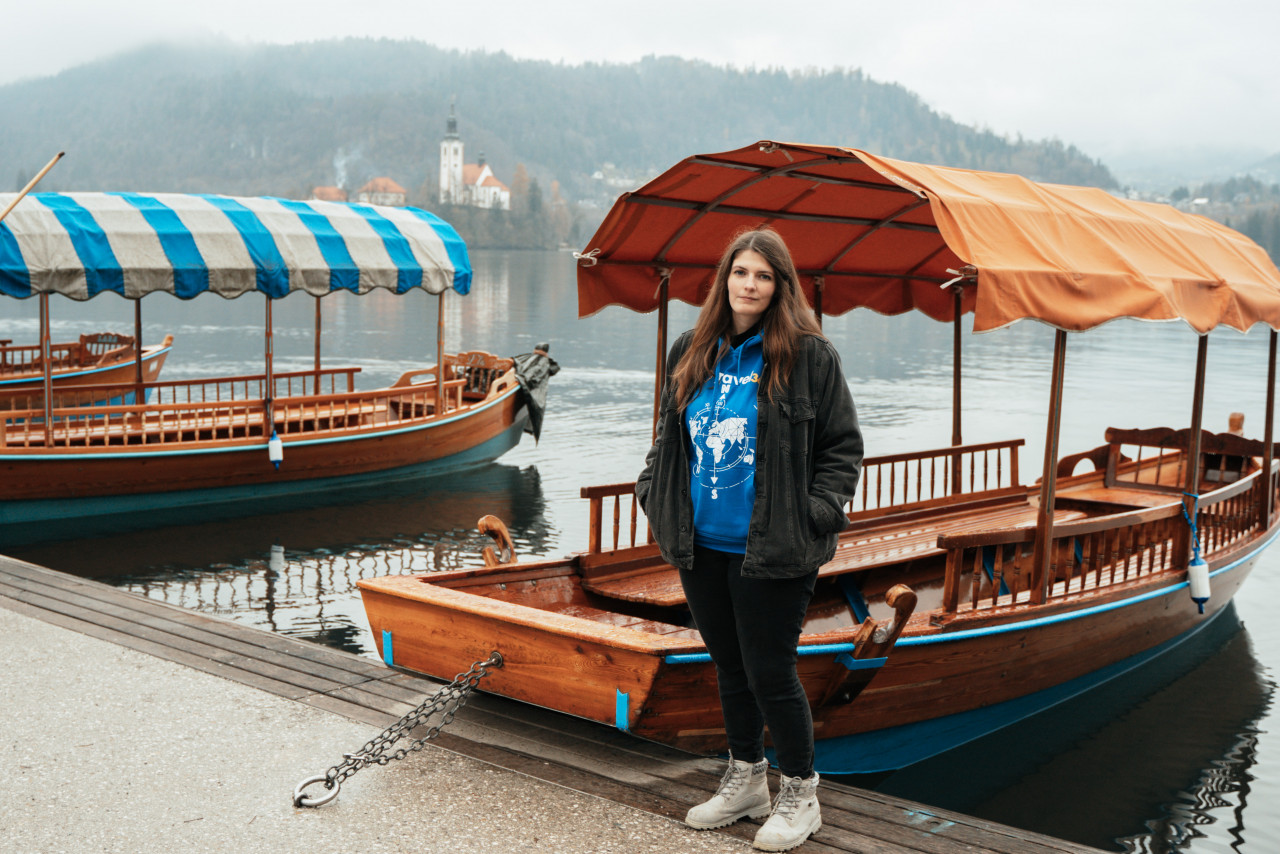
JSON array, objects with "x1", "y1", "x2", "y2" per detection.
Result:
[{"x1": 292, "y1": 651, "x2": 503, "y2": 807}]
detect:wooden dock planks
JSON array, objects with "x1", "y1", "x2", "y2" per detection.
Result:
[{"x1": 0, "y1": 554, "x2": 1105, "y2": 854}]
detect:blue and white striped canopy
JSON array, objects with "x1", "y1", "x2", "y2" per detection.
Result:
[{"x1": 0, "y1": 192, "x2": 471, "y2": 300}]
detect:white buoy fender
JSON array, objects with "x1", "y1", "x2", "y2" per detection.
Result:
[
  {"x1": 1188, "y1": 555, "x2": 1210, "y2": 614},
  {"x1": 268, "y1": 429, "x2": 283, "y2": 470},
  {"x1": 269, "y1": 543, "x2": 285, "y2": 574}
]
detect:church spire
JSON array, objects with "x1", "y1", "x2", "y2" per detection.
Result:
[{"x1": 445, "y1": 98, "x2": 459, "y2": 139}]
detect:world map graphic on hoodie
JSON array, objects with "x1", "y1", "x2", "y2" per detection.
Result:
[{"x1": 686, "y1": 331, "x2": 763, "y2": 553}]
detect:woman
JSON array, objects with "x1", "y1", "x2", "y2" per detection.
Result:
[{"x1": 635, "y1": 227, "x2": 862, "y2": 852}]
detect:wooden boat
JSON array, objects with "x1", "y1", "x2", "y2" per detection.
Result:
[
  {"x1": 0, "y1": 191, "x2": 554, "y2": 539},
  {"x1": 358, "y1": 143, "x2": 1280, "y2": 773},
  {"x1": 0, "y1": 332, "x2": 173, "y2": 406}
]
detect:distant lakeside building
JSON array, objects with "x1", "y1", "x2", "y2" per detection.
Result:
[
  {"x1": 355, "y1": 177, "x2": 408, "y2": 207},
  {"x1": 310, "y1": 186, "x2": 347, "y2": 202},
  {"x1": 310, "y1": 177, "x2": 406, "y2": 207},
  {"x1": 439, "y1": 105, "x2": 511, "y2": 211}
]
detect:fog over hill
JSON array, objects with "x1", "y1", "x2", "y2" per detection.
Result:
[{"x1": 0, "y1": 37, "x2": 1116, "y2": 221}]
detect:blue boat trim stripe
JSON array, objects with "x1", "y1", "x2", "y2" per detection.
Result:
[
  {"x1": 381, "y1": 630, "x2": 394, "y2": 666},
  {"x1": 0, "y1": 346, "x2": 171, "y2": 387},
  {"x1": 666, "y1": 644, "x2": 885, "y2": 665},
  {"x1": 897, "y1": 526, "x2": 1280, "y2": 647},
  {"x1": 615, "y1": 689, "x2": 630, "y2": 732}
]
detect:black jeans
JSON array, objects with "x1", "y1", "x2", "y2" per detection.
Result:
[{"x1": 679, "y1": 544, "x2": 819, "y2": 778}]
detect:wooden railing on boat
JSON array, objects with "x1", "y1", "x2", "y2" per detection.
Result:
[
  {"x1": 850, "y1": 439, "x2": 1023, "y2": 519},
  {"x1": 574, "y1": 429, "x2": 1279, "y2": 618},
  {"x1": 579, "y1": 438, "x2": 1027, "y2": 557},
  {"x1": 0, "y1": 354, "x2": 517, "y2": 449},
  {"x1": 581, "y1": 482, "x2": 652, "y2": 554},
  {"x1": 937, "y1": 465, "x2": 1276, "y2": 613},
  {"x1": 0, "y1": 332, "x2": 138, "y2": 376},
  {"x1": 0, "y1": 367, "x2": 361, "y2": 412}
]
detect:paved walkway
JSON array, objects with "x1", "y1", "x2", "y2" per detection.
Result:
[{"x1": 0, "y1": 604, "x2": 748, "y2": 854}]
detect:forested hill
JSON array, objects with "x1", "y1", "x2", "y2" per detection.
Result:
[{"x1": 1, "y1": 37, "x2": 1115, "y2": 214}]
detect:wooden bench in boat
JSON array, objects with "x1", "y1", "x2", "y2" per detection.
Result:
[
  {"x1": 556, "y1": 603, "x2": 702, "y2": 638},
  {"x1": 1054, "y1": 425, "x2": 1278, "y2": 508},
  {"x1": 582, "y1": 497, "x2": 1086, "y2": 608}
]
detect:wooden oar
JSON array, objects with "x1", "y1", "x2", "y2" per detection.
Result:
[{"x1": 0, "y1": 151, "x2": 65, "y2": 225}]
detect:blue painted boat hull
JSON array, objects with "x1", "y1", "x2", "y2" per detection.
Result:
[
  {"x1": 0, "y1": 392, "x2": 530, "y2": 545},
  {"x1": 796, "y1": 538, "x2": 1267, "y2": 774}
]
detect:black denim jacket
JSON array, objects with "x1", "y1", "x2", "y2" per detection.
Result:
[{"x1": 635, "y1": 330, "x2": 863, "y2": 579}]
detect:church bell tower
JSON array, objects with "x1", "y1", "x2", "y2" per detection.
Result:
[{"x1": 439, "y1": 101, "x2": 464, "y2": 205}]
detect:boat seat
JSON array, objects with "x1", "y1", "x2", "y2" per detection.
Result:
[
  {"x1": 554, "y1": 603, "x2": 701, "y2": 638},
  {"x1": 827, "y1": 502, "x2": 1083, "y2": 574},
  {"x1": 582, "y1": 501, "x2": 1085, "y2": 608}
]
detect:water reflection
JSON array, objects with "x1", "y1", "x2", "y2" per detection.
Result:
[
  {"x1": 841, "y1": 604, "x2": 1273, "y2": 853},
  {"x1": 11, "y1": 464, "x2": 551, "y2": 655}
]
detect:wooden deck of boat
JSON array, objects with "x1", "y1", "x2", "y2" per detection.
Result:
[{"x1": 0, "y1": 554, "x2": 1106, "y2": 854}]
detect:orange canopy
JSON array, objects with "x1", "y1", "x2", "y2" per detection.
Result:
[{"x1": 576, "y1": 142, "x2": 1280, "y2": 333}]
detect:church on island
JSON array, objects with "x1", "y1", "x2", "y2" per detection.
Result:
[{"x1": 439, "y1": 105, "x2": 511, "y2": 211}]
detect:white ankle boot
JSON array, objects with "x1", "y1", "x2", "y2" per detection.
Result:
[
  {"x1": 685, "y1": 757, "x2": 772, "y2": 829},
  {"x1": 752, "y1": 772, "x2": 821, "y2": 851}
]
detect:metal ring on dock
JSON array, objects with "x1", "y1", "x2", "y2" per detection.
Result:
[{"x1": 292, "y1": 774, "x2": 340, "y2": 808}]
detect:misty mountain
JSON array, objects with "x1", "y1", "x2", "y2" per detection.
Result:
[
  {"x1": 1246, "y1": 152, "x2": 1280, "y2": 186},
  {"x1": 0, "y1": 37, "x2": 1116, "y2": 214},
  {"x1": 1103, "y1": 146, "x2": 1277, "y2": 194}
]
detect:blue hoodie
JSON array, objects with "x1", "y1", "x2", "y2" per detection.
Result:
[{"x1": 686, "y1": 330, "x2": 764, "y2": 553}]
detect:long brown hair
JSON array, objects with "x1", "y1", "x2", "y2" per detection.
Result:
[{"x1": 671, "y1": 227, "x2": 824, "y2": 408}]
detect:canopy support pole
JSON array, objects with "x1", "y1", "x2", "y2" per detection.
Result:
[
  {"x1": 651, "y1": 272, "x2": 670, "y2": 442},
  {"x1": 134, "y1": 301, "x2": 144, "y2": 406},
  {"x1": 1181, "y1": 336, "x2": 1210, "y2": 567},
  {"x1": 813, "y1": 276, "x2": 824, "y2": 330},
  {"x1": 264, "y1": 296, "x2": 275, "y2": 438},
  {"x1": 1031, "y1": 330, "x2": 1068, "y2": 605},
  {"x1": 950, "y1": 286, "x2": 963, "y2": 493},
  {"x1": 437, "y1": 291, "x2": 447, "y2": 415},
  {"x1": 40, "y1": 293, "x2": 53, "y2": 448},
  {"x1": 1264, "y1": 331, "x2": 1277, "y2": 530},
  {"x1": 314, "y1": 296, "x2": 323, "y2": 395}
]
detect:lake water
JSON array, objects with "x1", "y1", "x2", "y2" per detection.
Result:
[{"x1": 5, "y1": 249, "x2": 1279, "y2": 853}]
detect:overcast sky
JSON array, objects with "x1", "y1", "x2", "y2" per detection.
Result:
[{"x1": 5, "y1": 1, "x2": 1277, "y2": 162}]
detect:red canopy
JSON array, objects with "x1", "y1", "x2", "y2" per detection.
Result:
[{"x1": 577, "y1": 142, "x2": 1280, "y2": 333}]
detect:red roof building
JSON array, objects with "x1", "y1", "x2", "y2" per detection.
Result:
[
  {"x1": 310, "y1": 186, "x2": 348, "y2": 202},
  {"x1": 355, "y1": 178, "x2": 407, "y2": 207}
]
